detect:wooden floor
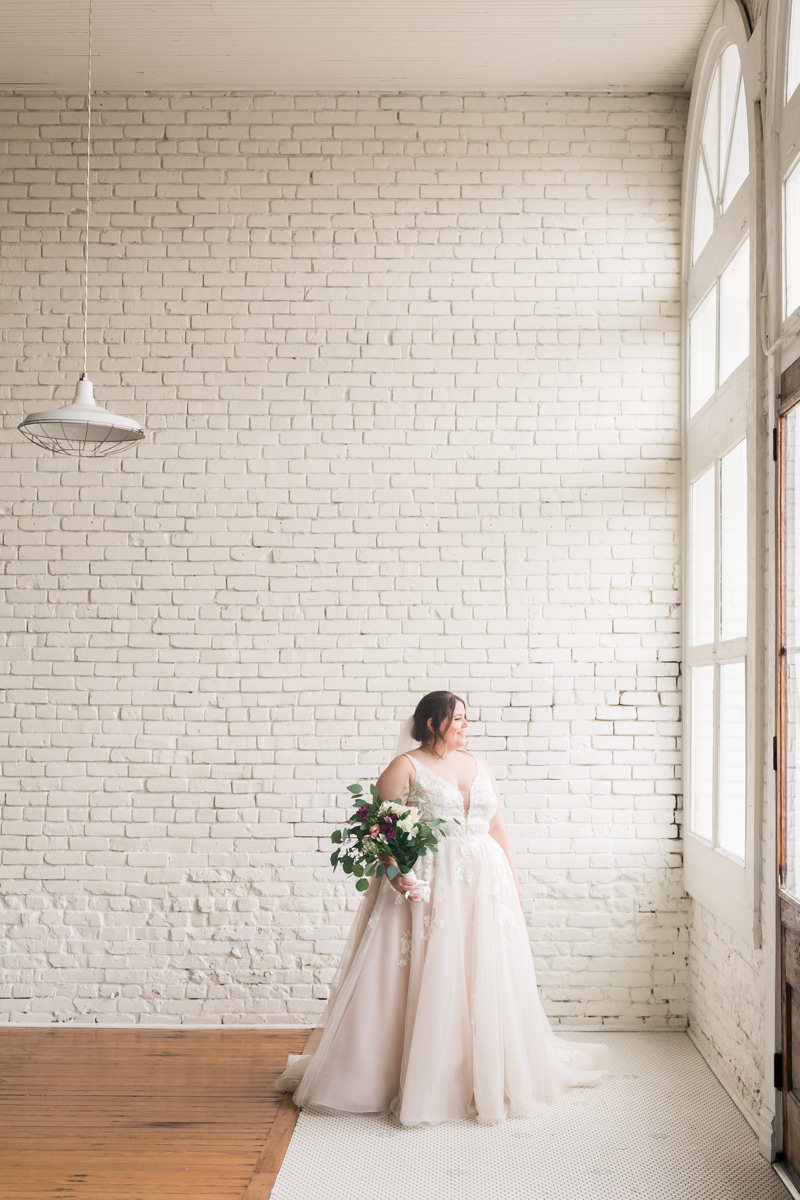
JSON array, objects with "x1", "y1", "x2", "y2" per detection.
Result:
[{"x1": 0, "y1": 1026, "x2": 318, "y2": 1200}]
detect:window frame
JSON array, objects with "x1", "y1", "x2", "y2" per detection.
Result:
[
  {"x1": 769, "y1": 1, "x2": 800, "y2": 912},
  {"x1": 682, "y1": 0, "x2": 761, "y2": 943},
  {"x1": 771, "y1": 0, "x2": 800, "y2": 332}
]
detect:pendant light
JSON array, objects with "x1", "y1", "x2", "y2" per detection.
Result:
[{"x1": 18, "y1": 0, "x2": 145, "y2": 457}]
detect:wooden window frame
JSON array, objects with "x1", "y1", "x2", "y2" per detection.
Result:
[{"x1": 682, "y1": 0, "x2": 760, "y2": 942}]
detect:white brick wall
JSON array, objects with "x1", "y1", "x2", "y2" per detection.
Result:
[
  {"x1": 0, "y1": 91, "x2": 688, "y2": 1026},
  {"x1": 688, "y1": 900, "x2": 767, "y2": 1126},
  {"x1": 685, "y1": 311, "x2": 778, "y2": 1143}
]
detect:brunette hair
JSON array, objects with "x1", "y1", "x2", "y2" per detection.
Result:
[{"x1": 411, "y1": 691, "x2": 466, "y2": 750}]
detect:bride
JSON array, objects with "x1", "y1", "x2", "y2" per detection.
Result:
[{"x1": 275, "y1": 690, "x2": 613, "y2": 1126}]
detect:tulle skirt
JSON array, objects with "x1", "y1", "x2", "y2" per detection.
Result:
[{"x1": 275, "y1": 833, "x2": 613, "y2": 1126}]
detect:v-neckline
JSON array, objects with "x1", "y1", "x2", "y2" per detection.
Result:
[{"x1": 407, "y1": 754, "x2": 482, "y2": 820}]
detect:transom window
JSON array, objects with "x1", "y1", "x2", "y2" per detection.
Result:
[{"x1": 693, "y1": 43, "x2": 749, "y2": 264}]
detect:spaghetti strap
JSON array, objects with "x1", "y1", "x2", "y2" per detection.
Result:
[{"x1": 402, "y1": 752, "x2": 417, "y2": 772}]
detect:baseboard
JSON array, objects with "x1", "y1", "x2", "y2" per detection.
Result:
[
  {"x1": 0, "y1": 1021, "x2": 317, "y2": 1030},
  {"x1": 773, "y1": 1163, "x2": 800, "y2": 1199},
  {"x1": 686, "y1": 1026, "x2": 775, "y2": 1158},
  {"x1": 1, "y1": 1019, "x2": 687, "y2": 1032},
  {"x1": 551, "y1": 1022, "x2": 688, "y2": 1033}
]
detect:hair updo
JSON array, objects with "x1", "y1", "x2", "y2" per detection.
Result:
[{"x1": 411, "y1": 690, "x2": 466, "y2": 750}]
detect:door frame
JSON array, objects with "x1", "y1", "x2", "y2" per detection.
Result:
[
  {"x1": 777, "y1": 360, "x2": 800, "y2": 891},
  {"x1": 775, "y1": 356, "x2": 800, "y2": 1173}
]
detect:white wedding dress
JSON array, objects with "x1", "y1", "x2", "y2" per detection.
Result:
[{"x1": 275, "y1": 752, "x2": 613, "y2": 1126}]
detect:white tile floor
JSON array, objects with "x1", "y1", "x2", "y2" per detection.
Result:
[{"x1": 271, "y1": 1031, "x2": 789, "y2": 1200}]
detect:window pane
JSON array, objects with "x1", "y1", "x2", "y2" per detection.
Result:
[
  {"x1": 690, "y1": 467, "x2": 715, "y2": 646},
  {"x1": 718, "y1": 661, "x2": 746, "y2": 860},
  {"x1": 719, "y1": 45, "x2": 740, "y2": 166},
  {"x1": 689, "y1": 665, "x2": 714, "y2": 841},
  {"x1": 719, "y1": 239, "x2": 749, "y2": 384},
  {"x1": 693, "y1": 160, "x2": 714, "y2": 262},
  {"x1": 788, "y1": 0, "x2": 800, "y2": 102},
  {"x1": 785, "y1": 408, "x2": 800, "y2": 897},
  {"x1": 720, "y1": 439, "x2": 747, "y2": 639},
  {"x1": 702, "y1": 63, "x2": 721, "y2": 200},
  {"x1": 689, "y1": 289, "x2": 717, "y2": 417},
  {"x1": 787, "y1": 648, "x2": 800, "y2": 897},
  {"x1": 788, "y1": 411, "x2": 800, "y2": 651},
  {"x1": 786, "y1": 159, "x2": 800, "y2": 319},
  {"x1": 722, "y1": 84, "x2": 748, "y2": 210}
]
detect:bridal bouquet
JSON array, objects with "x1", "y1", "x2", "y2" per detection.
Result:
[{"x1": 330, "y1": 783, "x2": 457, "y2": 902}]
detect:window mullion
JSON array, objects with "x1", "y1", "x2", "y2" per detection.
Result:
[
  {"x1": 716, "y1": 636, "x2": 748, "y2": 660},
  {"x1": 688, "y1": 189, "x2": 748, "y2": 311},
  {"x1": 686, "y1": 643, "x2": 716, "y2": 664}
]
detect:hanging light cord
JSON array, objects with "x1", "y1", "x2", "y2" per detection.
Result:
[{"x1": 82, "y1": 0, "x2": 93, "y2": 380}]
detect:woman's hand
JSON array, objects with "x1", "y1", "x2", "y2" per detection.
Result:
[
  {"x1": 393, "y1": 873, "x2": 426, "y2": 901},
  {"x1": 379, "y1": 854, "x2": 425, "y2": 901}
]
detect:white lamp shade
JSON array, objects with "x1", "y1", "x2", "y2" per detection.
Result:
[{"x1": 18, "y1": 376, "x2": 145, "y2": 457}]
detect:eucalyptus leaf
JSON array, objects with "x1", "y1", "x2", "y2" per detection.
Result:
[{"x1": 355, "y1": 877, "x2": 370, "y2": 891}]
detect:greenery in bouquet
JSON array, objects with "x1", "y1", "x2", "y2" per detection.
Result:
[{"x1": 330, "y1": 782, "x2": 458, "y2": 893}]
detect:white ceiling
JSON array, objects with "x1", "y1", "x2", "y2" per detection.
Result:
[{"x1": 2, "y1": 0, "x2": 715, "y2": 93}]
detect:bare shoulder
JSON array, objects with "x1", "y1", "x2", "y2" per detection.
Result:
[
  {"x1": 375, "y1": 752, "x2": 415, "y2": 800},
  {"x1": 387, "y1": 751, "x2": 415, "y2": 771}
]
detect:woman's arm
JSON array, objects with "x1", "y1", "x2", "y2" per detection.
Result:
[
  {"x1": 375, "y1": 755, "x2": 414, "y2": 807},
  {"x1": 373, "y1": 755, "x2": 422, "y2": 899},
  {"x1": 485, "y1": 759, "x2": 524, "y2": 907}
]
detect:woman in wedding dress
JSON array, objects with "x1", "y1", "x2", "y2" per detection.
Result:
[{"x1": 275, "y1": 690, "x2": 613, "y2": 1126}]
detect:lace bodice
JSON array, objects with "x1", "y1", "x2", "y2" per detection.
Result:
[{"x1": 403, "y1": 753, "x2": 497, "y2": 837}]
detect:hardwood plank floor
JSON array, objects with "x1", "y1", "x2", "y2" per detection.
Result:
[{"x1": 0, "y1": 1027, "x2": 313, "y2": 1200}]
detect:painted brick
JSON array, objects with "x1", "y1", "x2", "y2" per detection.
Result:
[{"x1": 0, "y1": 90, "x2": 687, "y2": 1029}]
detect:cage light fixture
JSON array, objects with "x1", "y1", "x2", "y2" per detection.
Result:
[{"x1": 17, "y1": 0, "x2": 145, "y2": 457}]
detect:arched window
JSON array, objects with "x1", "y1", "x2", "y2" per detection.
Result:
[
  {"x1": 691, "y1": 43, "x2": 749, "y2": 267},
  {"x1": 682, "y1": 0, "x2": 758, "y2": 939}
]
